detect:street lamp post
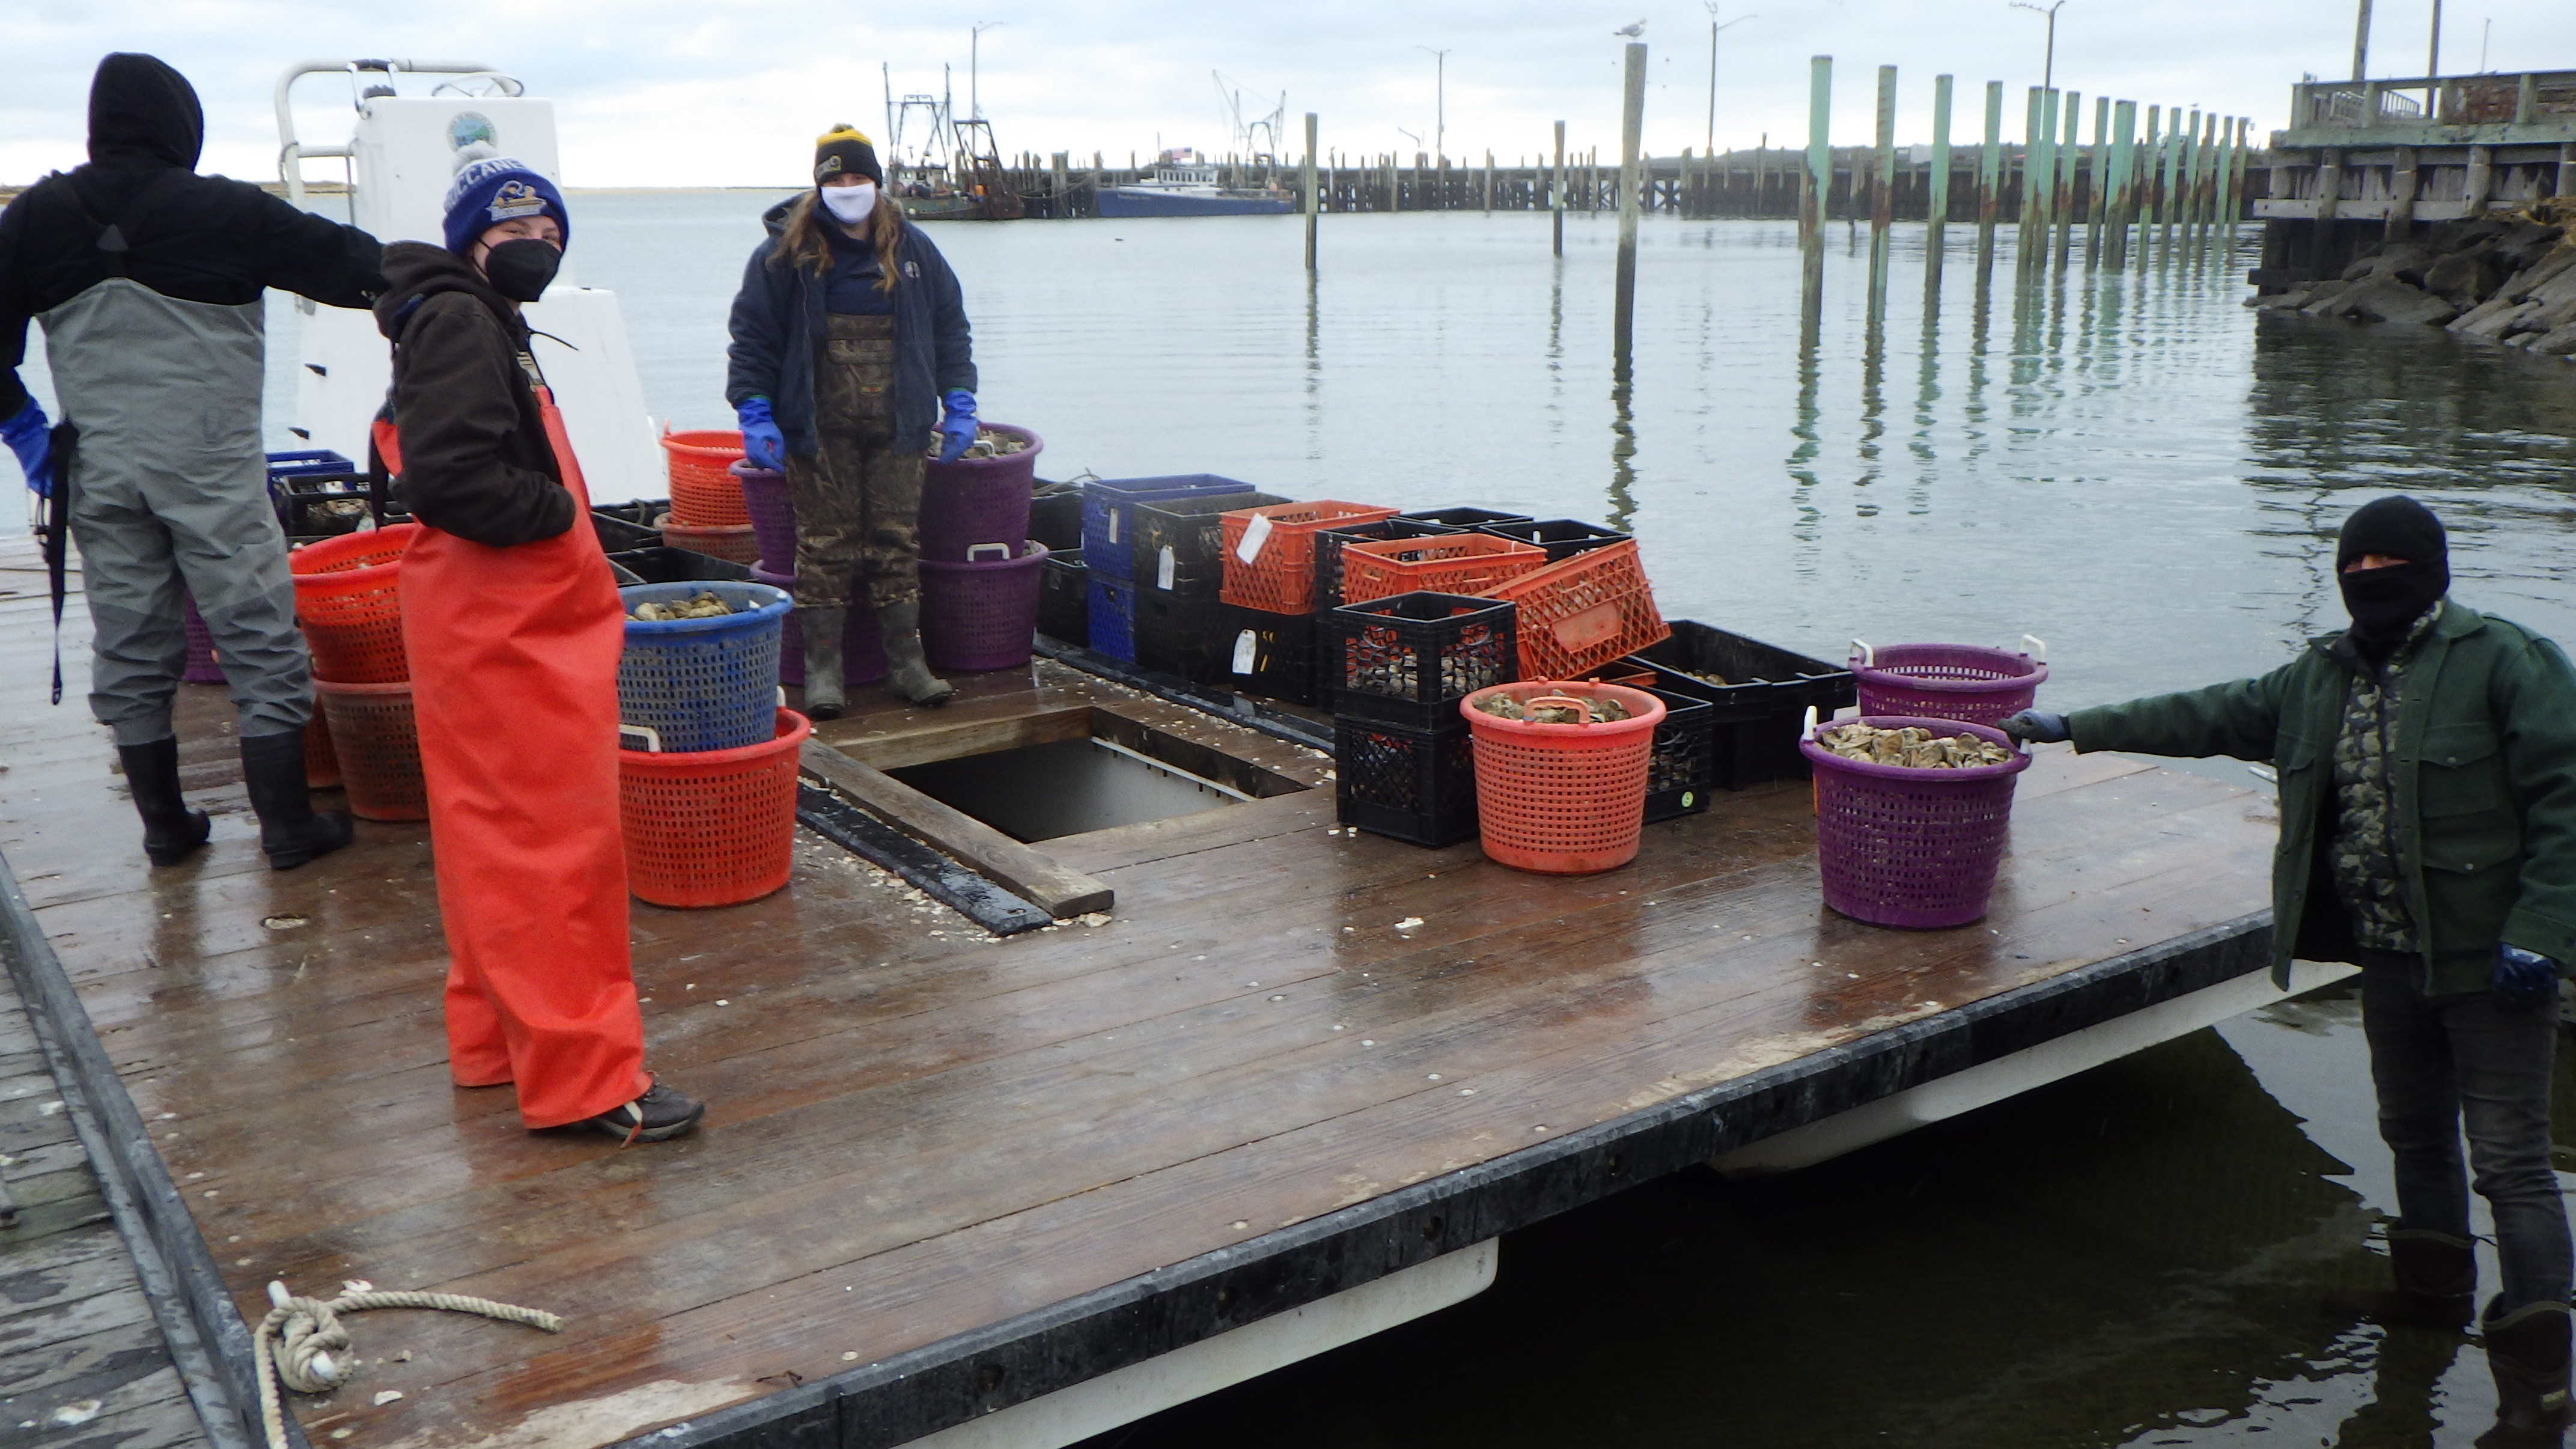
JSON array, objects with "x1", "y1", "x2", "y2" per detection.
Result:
[
  {"x1": 970, "y1": 20, "x2": 1003, "y2": 120},
  {"x1": 2008, "y1": 0, "x2": 2065, "y2": 92},
  {"x1": 1703, "y1": 4, "x2": 1756, "y2": 157},
  {"x1": 1416, "y1": 46, "x2": 1451, "y2": 159}
]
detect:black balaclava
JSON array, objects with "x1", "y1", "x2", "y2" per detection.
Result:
[
  {"x1": 87, "y1": 53, "x2": 204, "y2": 170},
  {"x1": 2336, "y1": 495, "x2": 2450, "y2": 663}
]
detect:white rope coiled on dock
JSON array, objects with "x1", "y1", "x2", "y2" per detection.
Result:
[{"x1": 254, "y1": 1280, "x2": 565, "y2": 1449}]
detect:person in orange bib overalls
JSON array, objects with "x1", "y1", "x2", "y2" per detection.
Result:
[{"x1": 371, "y1": 154, "x2": 702, "y2": 1142}]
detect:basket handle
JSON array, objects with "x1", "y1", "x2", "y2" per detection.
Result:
[
  {"x1": 2020, "y1": 633, "x2": 2048, "y2": 662},
  {"x1": 1526, "y1": 694, "x2": 1597, "y2": 725},
  {"x1": 968, "y1": 542, "x2": 1014, "y2": 562},
  {"x1": 1849, "y1": 638, "x2": 1874, "y2": 668},
  {"x1": 618, "y1": 723, "x2": 663, "y2": 753},
  {"x1": 1802, "y1": 704, "x2": 1820, "y2": 741}
]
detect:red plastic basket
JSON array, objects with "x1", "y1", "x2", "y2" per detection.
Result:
[
  {"x1": 1847, "y1": 641, "x2": 2048, "y2": 728},
  {"x1": 1460, "y1": 681, "x2": 1666, "y2": 875},
  {"x1": 314, "y1": 679, "x2": 426, "y2": 822},
  {"x1": 1799, "y1": 715, "x2": 2032, "y2": 928},
  {"x1": 618, "y1": 708, "x2": 811, "y2": 908},
  {"x1": 1476, "y1": 538, "x2": 1669, "y2": 682},
  {"x1": 662, "y1": 428, "x2": 750, "y2": 528},
  {"x1": 1340, "y1": 534, "x2": 1548, "y2": 608},
  {"x1": 291, "y1": 524, "x2": 418, "y2": 684},
  {"x1": 657, "y1": 514, "x2": 763, "y2": 567},
  {"x1": 1219, "y1": 501, "x2": 1398, "y2": 614}
]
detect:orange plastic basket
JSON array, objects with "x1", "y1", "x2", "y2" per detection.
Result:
[
  {"x1": 662, "y1": 429, "x2": 750, "y2": 527},
  {"x1": 657, "y1": 514, "x2": 763, "y2": 567},
  {"x1": 291, "y1": 524, "x2": 418, "y2": 683},
  {"x1": 1476, "y1": 538, "x2": 1669, "y2": 682},
  {"x1": 1218, "y1": 501, "x2": 1398, "y2": 614},
  {"x1": 314, "y1": 679, "x2": 427, "y2": 822},
  {"x1": 618, "y1": 708, "x2": 812, "y2": 908},
  {"x1": 1461, "y1": 682, "x2": 1666, "y2": 874},
  {"x1": 1340, "y1": 534, "x2": 1548, "y2": 607},
  {"x1": 304, "y1": 713, "x2": 342, "y2": 790}
]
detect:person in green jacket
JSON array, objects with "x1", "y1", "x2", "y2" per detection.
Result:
[{"x1": 2004, "y1": 496, "x2": 2576, "y2": 1447}]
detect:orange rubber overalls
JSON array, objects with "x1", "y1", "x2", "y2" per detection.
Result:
[{"x1": 387, "y1": 394, "x2": 648, "y2": 1128}]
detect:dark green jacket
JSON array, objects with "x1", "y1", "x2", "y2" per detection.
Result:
[{"x1": 2067, "y1": 604, "x2": 2576, "y2": 995}]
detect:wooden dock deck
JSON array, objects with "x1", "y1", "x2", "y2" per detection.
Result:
[{"x1": 0, "y1": 537, "x2": 2298, "y2": 1449}]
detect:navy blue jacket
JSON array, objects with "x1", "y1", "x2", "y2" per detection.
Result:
[{"x1": 724, "y1": 198, "x2": 975, "y2": 459}]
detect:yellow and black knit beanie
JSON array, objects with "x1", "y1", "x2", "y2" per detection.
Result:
[{"x1": 814, "y1": 126, "x2": 883, "y2": 186}]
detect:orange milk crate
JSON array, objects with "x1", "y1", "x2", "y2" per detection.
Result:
[
  {"x1": 1339, "y1": 533, "x2": 1548, "y2": 607},
  {"x1": 1219, "y1": 501, "x2": 1398, "y2": 614},
  {"x1": 1476, "y1": 538, "x2": 1670, "y2": 681}
]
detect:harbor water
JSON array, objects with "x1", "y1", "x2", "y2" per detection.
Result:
[{"x1": 20, "y1": 194, "x2": 2576, "y2": 1445}]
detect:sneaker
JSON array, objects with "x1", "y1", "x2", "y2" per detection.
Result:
[{"x1": 582, "y1": 1079, "x2": 705, "y2": 1144}]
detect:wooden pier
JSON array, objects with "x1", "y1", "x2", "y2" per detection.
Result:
[{"x1": 0, "y1": 537, "x2": 2328, "y2": 1449}]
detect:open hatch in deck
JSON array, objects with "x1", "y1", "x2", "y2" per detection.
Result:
[{"x1": 0, "y1": 538, "x2": 2304, "y2": 1449}]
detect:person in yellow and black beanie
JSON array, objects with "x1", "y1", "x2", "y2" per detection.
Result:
[{"x1": 725, "y1": 126, "x2": 977, "y2": 714}]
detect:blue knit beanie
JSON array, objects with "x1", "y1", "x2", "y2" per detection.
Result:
[{"x1": 441, "y1": 153, "x2": 569, "y2": 255}]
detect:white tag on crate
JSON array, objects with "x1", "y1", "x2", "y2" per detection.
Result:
[
  {"x1": 1158, "y1": 545, "x2": 1177, "y2": 591},
  {"x1": 1107, "y1": 510, "x2": 1119, "y2": 545},
  {"x1": 1232, "y1": 629, "x2": 1259, "y2": 675},
  {"x1": 1235, "y1": 513, "x2": 1274, "y2": 566}
]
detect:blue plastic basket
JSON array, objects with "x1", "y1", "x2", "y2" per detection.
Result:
[
  {"x1": 1088, "y1": 575, "x2": 1139, "y2": 662},
  {"x1": 1082, "y1": 475, "x2": 1256, "y2": 583},
  {"x1": 617, "y1": 582, "x2": 793, "y2": 752}
]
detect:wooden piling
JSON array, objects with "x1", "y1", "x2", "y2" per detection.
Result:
[
  {"x1": 1616, "y1": 43, "x2": 1647, "y2": 352},
  {"x1": 2106, "y1": 100, "x2": 2137, "y2": 268},
  {"x1": 1801, "y1": 56, "x2": 1832, "y2": 317},
  {"x1": 2018, "y1": 86, "x2": 2044, "y2": 271},
  {"x1": 1869, "y1": 64, "x2": 1896, "y2": 321},
  {"x1": 2159, "y1": 107, "x2": 2184, "y2": 262},
  {"x1": 2036, "y1": 88, "x2": 2061, "y2": 271},
  {"x1": 1977, "y1": 81, "x2": 2003, "y2": 278},
  {"x1": 1552, "y1": 120, "x2": 1566, "y2": 256},
  {"x1": 2054, "y1": 90, "x2": 2080, "y2": 270},
  {"x1": 2085, "y1": 96, "x2": 2110, "y2": 267},
  {"x1": 1927, "y1": 75, "x2": 1954, "y2": 296},
  {"x1": 1303, "y1": 114, "x2": 1318, "y2": 270}
]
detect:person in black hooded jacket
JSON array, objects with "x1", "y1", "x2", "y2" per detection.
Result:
[{"x1": 0, "y1": 53, "x2": 383, "y2": 871}]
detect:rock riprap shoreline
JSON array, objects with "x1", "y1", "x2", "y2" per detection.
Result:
[{"x1": 2252, "y1": 200, "x2": 2576, "y2": 359}]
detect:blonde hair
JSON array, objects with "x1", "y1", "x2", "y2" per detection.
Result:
[{"x1": 769, "y1": 189, "x2": 903, "y2": 293}]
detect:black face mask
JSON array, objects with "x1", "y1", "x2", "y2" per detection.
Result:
[
  {"x1": 480, "y1": 238, "x2": 561, "y2": 302},
  {"x1": 2339, "y1": 557, "x2": 2448, "y2": 657}
]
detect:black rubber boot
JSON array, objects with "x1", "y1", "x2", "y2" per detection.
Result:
[
  {"x1": 799, "y1": 606, "x2": 847, "y2": 720},
  {"x1": 2327, "y1": 1228, "x2": 2480, "y2": 1329},
  {"x1": 117, "y1": 738, "x2": 210, "y2": 867},
  {"x1": 2479, "y1": 1300, "x2": 2574, "y2": 1448},
  {"x1": 577, "y1": 1078, "x2": 706, "y2": 1144},
  {"x1": 240, "y1": 729, "x2": 353, "y2": 871},
  {"x1": 875, "y1": 600, "x2": 952, "y2": 707}
]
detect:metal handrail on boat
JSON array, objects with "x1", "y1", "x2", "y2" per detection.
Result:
[{"x1": 272, "y1": 58, "x2": 500, "y2": 208}]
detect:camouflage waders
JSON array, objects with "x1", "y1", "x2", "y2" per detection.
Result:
[{"x1": 783, "y1": 314, "x2": 926, "y2": 612}]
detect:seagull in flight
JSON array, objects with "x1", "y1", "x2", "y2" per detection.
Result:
[{"x1": 1614, "y1": 18, "x2": 1647, "y2": 34}]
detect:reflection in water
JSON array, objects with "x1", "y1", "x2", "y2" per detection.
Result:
[{"x1": 1604, "y1": 344, "x2": 1639, "y2": 533}]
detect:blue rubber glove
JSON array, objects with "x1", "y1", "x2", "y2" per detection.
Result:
[
  {"x1": 1999, "y1": 709, "x2": 2069, "y2": 745},
  {"x1": 2493, "y1": 944, "x2": 2560, "y2": 1011},
  {"x1": 2, "y1": 401, "x2": 52, "y2": 499},
  {"x1": 735, "y1": 397, "x2": 785, "y2": 472},
  {"x1": 936, "y1": 389, "x2": 978, "y2": 464}
]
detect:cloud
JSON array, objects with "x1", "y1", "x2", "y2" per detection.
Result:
[{"x1": 4, "y1": 0, "x2": 2569, "y2": 186}]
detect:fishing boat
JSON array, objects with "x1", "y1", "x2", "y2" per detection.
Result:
[{"x1": 1097, "y1": 153, "x2": 1290, "y2": 218}]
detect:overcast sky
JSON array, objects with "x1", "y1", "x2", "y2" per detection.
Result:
[{"x1": 4, "y1": 0, "x2": 2569, "y2": 187}]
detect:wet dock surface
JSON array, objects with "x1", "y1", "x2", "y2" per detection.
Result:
[{"x1": 0, "y1": 535, "x2": 2286, "y2": 1449}]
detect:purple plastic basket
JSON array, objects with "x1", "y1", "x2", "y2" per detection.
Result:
[
  {"x1": 1799, "y1": 715, "x2": 2032, "y2": 929},
  {"x1": 751, "y1": 561, "x2": 886, "y2": 689},
  {"x1": 919, "y1": 423, "x2": 1043, "y2": 563},
  {"x1": 732, "y1": 460, "x2": 796, "y2": 574},
  {"x1": 180, "y1": 594, "x2": 226, "y2": 684},
  {"x1": 919, "y1": 541, "x2": 1047, "y2": 673},
  {"x1": 1847, "y1": 641, "x2": 2047, "y2": 728}
]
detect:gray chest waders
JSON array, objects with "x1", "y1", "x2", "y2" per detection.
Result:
[{"x1": 40, "y1": 278, "x2": 311, "y2": 745}]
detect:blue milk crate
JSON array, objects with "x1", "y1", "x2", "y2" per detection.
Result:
[
  {"x1": 1088, "y1": 574, "x2": 1139, "y2": 662},
  {"x1": 1082, "y1": 475, "x2": 1258, "y2": 583}
]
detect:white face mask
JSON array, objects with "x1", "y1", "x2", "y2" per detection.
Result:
[{"x1": 820, "y1": 181, "x2": 877, "y2": 223}]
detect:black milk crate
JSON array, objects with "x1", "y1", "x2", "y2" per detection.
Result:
[
  {"x1": 604, "y1": 547, "x2": 754, "y2": 586},
  {"x1": 1400, "y1": 505, "x2": 1535, "y2": 529},
  {"x1": 1324, "y1": 593, "x2": 1518, "y2": 731},
  {"x1": 1473, "y1": 518, "x2": 1631, "y2": 562},
  {"x1": 1030, "y1": 482, "x2": 1085, "y2": 552},
  {"x1": 1135, "y1": 587, "x2": 1233, "y2": 683},
  {"x1": 1639, "y1": 686, "x2": 1715, "y2": 823},
  {"x1": 1219, "y1": 604, "x2": 1320, "y2": 706},
  {"x1": 1624, "y1": 621, "x2": 1856, "y2": 791},
  {"x1": 1130, "y1": 490, "x2": 1290, "y2": 597},
  {"x1": 1335, "y1": 716, "x2": 1478, "y2": 847},
  {"x1": 1311, "y1": 517, "x2": 1461, "y2": 614},
  {"x1": 592, "y1": 509, "x2": 665, "y2": 554},
  {"x1": 1038, "y1": 548, "x2": 1089, "y2": 645}
]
